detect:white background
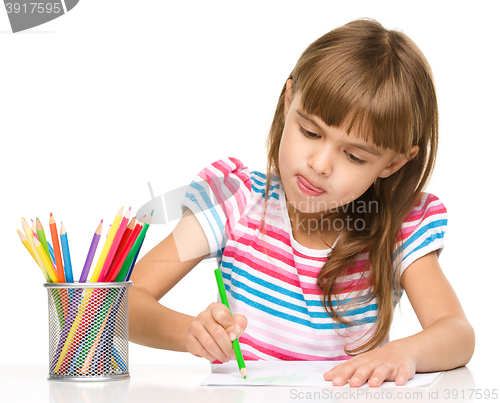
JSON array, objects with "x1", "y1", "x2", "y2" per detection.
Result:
[{"x1": 1, "y1": 0, "x2": 498, "y2": 372}]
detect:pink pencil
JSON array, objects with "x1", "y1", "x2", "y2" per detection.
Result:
[{"x1": 97, "y1": 207, "x2": 131, "y2": 282}]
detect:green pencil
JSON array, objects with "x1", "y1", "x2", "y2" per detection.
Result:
[
  {"x1": 36, "y1": 218, "x2": 52, "y2": 264},
  {"x1": 214, "y1": 267, "x2": 247, "y2": 379}
]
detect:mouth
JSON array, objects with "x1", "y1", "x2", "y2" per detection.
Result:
[{"x1": 296, "y1": 175, "x2": 325, "y2": 196}]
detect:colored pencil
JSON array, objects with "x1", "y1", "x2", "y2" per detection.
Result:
[
  {"x1": 125, "y1": 237, "x2": 144, "y2": 281},
  {"x1": 215, "y1": 266, "x2": 246, "y2": 378},
  {"x1": 17, "y1": 229, "x2": 49, "y2": 282},
  {"x1": 110, "y1": 217, "x2": 135, "y2": 270},
  {"x1": 33, "y1": 237, "x2": 58, "y2": 283},
  {"x1": 79, "y1": 220, "x2": 103, "y2": 283},
  {"x1": 60, "y1": 222, "x2": 74, "y2": 283},
  {"x1": 97, "y1": 207, "x2": 131, "y2": 282},
  {"x1": 36, "y1": 218, "x2": 54, "y2": 271},
  {"x1": 105, "y1": 222, "x2": 143, "y2": 282},
  {"x1": 47, "y1": 242, "x2": 56, "y2": 266},
  {"x1": 89, "y1": 207, "x2": 123, "y2": 282},
  {"x1": 49, "y1": 213, "x2": 66, "y2": 283},
  {"x1": 115, "y1": 212, "x2": 153, "y2": 282},
  {"x1": 31, "y1": 219, "x2": 37, "y2": 238},
  {"x1": 22, "y1": 217, "x2": 51, "y2": 282}
]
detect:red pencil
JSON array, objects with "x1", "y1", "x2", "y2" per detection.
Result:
[
  {"x1": 97, "y1": 207, "x2": 131, "y2": 282},
  {"x1": 109, "y1": 217, "x2": 135, "y2": 270},
  {"x1": 105, "y1": 222, "x2": 143, "y2": 282},
  {"x1": 49, "y1": 213, "x2": 66, "y2": 283}
]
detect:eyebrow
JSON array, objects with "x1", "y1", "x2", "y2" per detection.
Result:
[{"x1": 296, "y1": 109, "x2": 382, "y2": 157}]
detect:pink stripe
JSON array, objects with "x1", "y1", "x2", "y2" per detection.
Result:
[
  {"x1": 225, "y1": 245, "x2": 371, "y2": 296},
  {"x1": 228, "y1": 157, "x2": 252, "y2": 192},
  {"x1": 236, "y1": 304, "x2": 371, "y2": 343},
  {"x1": 224, "y1": 246, "x2": 303, "y2": 289},
  {"x1": 246, "y1": 216, "x2": 293, "y2": 250},
  {"x1": 241, "y1": 333, "x2": 350, "y2": 361},
  {"x1": 404, "y1": 194, "x2": 446, "y2": 223},
  {"x1": 248, "y1": 323, "x2": 350, "y2": 353},
  {"x1": 236, "y1": 305, "x2": 342, "y2": 342},
  {"x1": 400, "y1": 208, "x2": 447, "y2": 241},
  {"x1": 240, "y1": 350, "x2": 262, "y2": 361},
  {"x1": 229, "y1": 222, "x2": 329, "y2": 276},
  {"x1": 404, "y1": 204, "x2": 446, "y2": 228}
]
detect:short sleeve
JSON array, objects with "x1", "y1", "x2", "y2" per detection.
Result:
[
  {"x1": 396, "y1": 193, "x2": 448, "y2": 275},
  {"x1": 180, "y1": 157, "x2": 252, "y2": 259}
]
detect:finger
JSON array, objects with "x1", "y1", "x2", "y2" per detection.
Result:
[
  {"x1": 326, "y1": 362, "x2": 356, "y2": 386},
  {"x1": 197, "y1": 324, "x2": 232, "y2": 362},
  {"x1": 232, "y1": 314, "x2": 248, "y2": 337},
  {"x1": 204, "y1": 320, "x2": 234, "y2": 361},
  {"x1": 190, "y1": 316, "x2": 231, "y2": 362},
  {"x1": 185, "y1": 333, "x2": 217, "y2": 362},
  {"x1": 394, "y1": 366, "x2": 413, "y2": 386},
  {"x1": 367, "y1": 364, "x2": 393, "y2": 387},
  {"x1": 349, "y1": 365, "x2": 376, "y2": 388}
]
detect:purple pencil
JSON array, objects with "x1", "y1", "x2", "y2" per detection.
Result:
[{"x1": 79, "y1": 220, "x2": 103, "y2": 282}]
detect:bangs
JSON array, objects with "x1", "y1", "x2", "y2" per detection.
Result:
[{"x1": 292, "y1": 28, "x2": 426, "y2": 158}]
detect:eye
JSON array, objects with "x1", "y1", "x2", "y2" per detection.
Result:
[
  {"x1": 299, "y1": 125, "x2": 320, "y2": 139},
  {"x1": 345, "y1": 151, "x2": 365, "y2": 165}
]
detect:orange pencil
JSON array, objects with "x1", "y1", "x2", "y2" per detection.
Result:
[{"x1": 49, "y1": 213, "x2": 66, "y2": 283}]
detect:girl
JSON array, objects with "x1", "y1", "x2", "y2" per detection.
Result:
[{"x1": 128, "y1": 19, "x2": 474, "y2": 387}]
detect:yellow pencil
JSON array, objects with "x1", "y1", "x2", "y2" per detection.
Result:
[
  {"x1": 89, "y1": 207, "x2": 124, "y2": 282},
  {"x1": 17, "y1": 229, "x2": 49, "y2": 282},
  {"x1": 22, "y1": 217, "x2": 51, "y2": 281},
  {"x1": 34, "y1": 237, "x2": 58, "y2": 283}
]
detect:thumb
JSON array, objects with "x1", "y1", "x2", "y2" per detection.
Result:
[{"x1": 227, "y1": 314, "x2": 247, "y2": 341}]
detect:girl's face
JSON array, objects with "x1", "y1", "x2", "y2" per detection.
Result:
[{"x1": 279, "y1": 80, "x2": 418, "y2": 219}]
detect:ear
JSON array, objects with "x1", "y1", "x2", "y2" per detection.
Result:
[
  {"x1": 378, "y1": 145, "x2": 419, "y2": 178},
  {"x1": 284, "y1": 79, "x2": 294, "y2": 121}
]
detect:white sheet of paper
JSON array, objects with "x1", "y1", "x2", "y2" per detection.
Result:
[{"x1": 202, "y1": 361, "x2": 442, "y2": 388}]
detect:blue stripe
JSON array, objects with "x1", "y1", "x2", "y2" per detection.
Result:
[
  {"x1": 185, "y1": 191, "x2": 224, "y2": 255},
  {"x1": 251, "y1": 174, "x2": 280, "y2": 192},
  {"x1": 222, "y1": 262, "x2": 378, "y2": 321},
  {"x1": 250, "y1": 173, "x2": 280, "y2": 200},
  {"x1": 402, "y1": 219, "x2": 447, "y2": 254},
  {"x1": 225, "y1": 281, "x2": 377, "y2": 330},
  {"x1": 403, "y1": 231, "x2": 444, "y2": 264}
]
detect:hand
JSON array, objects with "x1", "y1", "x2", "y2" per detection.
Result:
[
  {"x1": 324, "y1": 340, "x2": 418, "y2": 387},
  {"x1": 184, "y1": 302, "x2": 247, "y2": 362}
]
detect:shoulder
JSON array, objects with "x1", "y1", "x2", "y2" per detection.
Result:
[
  {"x1": 398, "y1": 192, "x2": 448, "y2": 272},
  {"x1": 196, "y1": 157, "x2": 252, "y2": 190},
  {"x1": 401, "y1": 193, "x2": 447, "y2": 235}
]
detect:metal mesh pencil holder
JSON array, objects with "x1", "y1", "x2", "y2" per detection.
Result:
[{"x1": 45, "y1": 282, "x2": 132, "y2": 381}]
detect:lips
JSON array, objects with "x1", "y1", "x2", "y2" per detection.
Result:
[{"x1": 297, "y1": 175, "x2": 325, "y2": 195}]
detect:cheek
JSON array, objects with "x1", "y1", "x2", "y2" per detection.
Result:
[{"x1": 278, "y1": 131, "x2": 293, "y2": 168}]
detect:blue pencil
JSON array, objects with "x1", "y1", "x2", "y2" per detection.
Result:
[
  {"x1": 47, "y1": 241, "x2": 56, "y2": 266},
  {"x1": 60, "y1": 222, "x2": 74, "y2": 283}
]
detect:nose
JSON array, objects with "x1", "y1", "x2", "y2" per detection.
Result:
[{"x1": 308, "y1": 147, "x2": 332, "y2": 176}]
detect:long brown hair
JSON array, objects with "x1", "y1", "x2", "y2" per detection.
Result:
[{"x1": 263, "y1": 19, "x2": 438, "y2": 355}]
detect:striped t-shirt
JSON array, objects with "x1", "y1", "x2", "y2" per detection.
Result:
[{"x1": 181, "y1": 157, "x2": 447, "y2": 361}]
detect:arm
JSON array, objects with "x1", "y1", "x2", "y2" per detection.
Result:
[
  {"x1": 128, "y1": 208, "x2": 210, "y2": 351},
  {"x1": 129, "y1": 208, "x2": 247, "y2": 361},
  {"x1": 324, "y1": 251, "x2": 475, "y2": 387},
  {"x1": 398, "y1": 250, "x2": 475, "y2": 372}
]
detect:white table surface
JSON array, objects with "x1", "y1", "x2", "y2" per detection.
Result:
[{"x1": 0, "y1": 359, "x2": 496, "y2": 403}]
